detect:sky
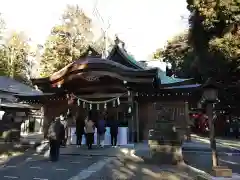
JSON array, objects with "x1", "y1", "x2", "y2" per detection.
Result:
[{"x1": 0, "y1": 0, "x2": 189, "y2": 60}]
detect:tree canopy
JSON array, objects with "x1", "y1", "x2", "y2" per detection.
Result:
[
  {"x1": 153, "y1": 32, "x2": 198, "y2": 79},
  {"x1": 40, "y1": 5, "x2": 94, "y2": 77},
  {"x1": 0, "y1": 29, "x2": 31, "y2": 82},
  {"x1": 154, "y1": 0, "x2": 240, "y2": 84},
  {"x1": 0, "y1": 14, "x2": 6, "y2": 76},
  {"x1": 0, "y1": 14, "x2": 33, "y2": 82},
  {"x1": 187, "y1": 0, "x2": 240, "y2": 83}
]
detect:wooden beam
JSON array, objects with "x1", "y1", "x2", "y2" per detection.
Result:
[{"x1": 77, "y1": 93, "x2": 124, "y2": 99}]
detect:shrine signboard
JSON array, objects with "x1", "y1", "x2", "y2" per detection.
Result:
[{"x1": 149, "y1": 104, "x2": 180, "y2": 146}]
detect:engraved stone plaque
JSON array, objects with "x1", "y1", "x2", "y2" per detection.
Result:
[{"x1": 149, "y1": 105, "x2": 180, "y2": 145}]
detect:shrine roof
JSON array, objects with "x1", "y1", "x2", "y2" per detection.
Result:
[
  {"x1": 157, "y1": 69, "x2": 192, "y2": 85},
  {"x1": 107, "y1": 44, "x2": 145, "y2": 70},
  {"x1": 14, "y1": 93, "x2": 54, "y2": 97},
  {"x1": 48, "y1": 57, "x2": 158, "y2": 81},
  {"x1": 106, "y1": 39, "x2": 194, "y2": 86},
  {"x1": 0, "y1": 76, "x2": 42, "y2": 95},
  {"x1": 81, "y1": 45, "x2": 102, "y2": 58},
  {"x1": 31, "y1": 57, "x2": 159, "y2": 92},
  {"x1": 0, "y1": 102, "x2": 37, "y2": 109}
]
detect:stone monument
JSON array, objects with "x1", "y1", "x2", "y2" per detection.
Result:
[{"x1": 148, "y1": 107, "x2": 183, "y2": 165}]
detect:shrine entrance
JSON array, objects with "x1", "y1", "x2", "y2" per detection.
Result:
[{"x1": 67, "y1": 92, "x2": 137, "y2": 145}]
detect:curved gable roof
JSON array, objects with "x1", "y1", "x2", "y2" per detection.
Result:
[
  {"x1": 107, "y1": 45, "x2": 145, "y2": 70},
  {"x1": 32, "y1": 57, "x2": 159, "y2": 89}
]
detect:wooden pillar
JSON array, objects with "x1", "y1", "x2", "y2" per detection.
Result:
[
  {"x1": 185, "y1": 101, "x2": 191, "y2": 141},
  {"x1": 127, "y1": 91, "x2": 134, "y2": 143},
  {"x1": 43, "y1": 105, "x2": 52, "y2": 139},
  {"x1": 135, "y1": 101, "x2": 140, "y2": 142}
]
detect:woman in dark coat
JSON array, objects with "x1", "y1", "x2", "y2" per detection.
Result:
[
  {"x1": 48, "y1": 118, "x2": 62, "y2": 161},
  {"x1": 75, "y1": 114, "x2": 85, "y2": 147},
  {"x1": 110, "y1": 119, "x2": 119, "y2": 147}
]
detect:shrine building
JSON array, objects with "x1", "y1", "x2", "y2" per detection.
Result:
[{"x1": 16, "y1": 38, "x2": 201, "y2": 143}]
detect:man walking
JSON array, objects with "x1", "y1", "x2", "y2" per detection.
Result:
[
  {"x1": 110, "y1": 119, "x2": 119, "y2": 147},
  {"x1": 97, "y1": 116, "x2": 106, "y2": 148},
  {"x1": 48, "y1": 117, "x2": 62, "y2": 162},
  {"x1": 75, "y1": 113, "x2": 85, "y2": 147},
  {"x1": 85, "y1": 115, "x2": 95, "y2": 149}
]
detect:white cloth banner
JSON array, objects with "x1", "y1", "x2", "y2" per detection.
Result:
[{"x1": 68, "y1": 127, "x2": 128, "y2": 145}]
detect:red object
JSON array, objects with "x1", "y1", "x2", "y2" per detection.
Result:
[{"x1": 192, "y1": 114, "x2": 200, "y2": 118}]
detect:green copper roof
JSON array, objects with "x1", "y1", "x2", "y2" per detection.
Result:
[
  {"x1": 108, "y1": 44, "x2": 192, "y2": 85},
  {"x1": 117, "y1": 48, "x2": 191, "y2": 84},
  {"x1": 125, "y1": 53, "x2": 144, "y2": 69},
  {"x1": 157, "y1": 69, "x2": 191, "y2": 84},
  {"x1": 113, "y1": 45, "x2": 145, "y2": 69}
]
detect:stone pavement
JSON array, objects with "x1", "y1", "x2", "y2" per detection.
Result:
[
  {"x1": 0, "y1": 150, "x2": 107, "y2": 180},
  {"x1": 64, "y1": 145, "x2": 198, "y2": 180},
  {"x1": 131, "y1": 142, "x2": 240, "y2": 179},
  {"x1": 191, "y1": 134, "x2": 240, "y2": 148},
  {"x1": 182, "y1": 139, "x2": 240, "y2": 177},
  {"x1": 60, "y1": 144, "x2": 130, "y2": 157},
  {"x1": 0, "y1": 144, "x2": 137, "y2": 180},
  {"x1": 183, "y1": 139, "x2": 240, "y2": 154},
  {"x1": 2, "y1": 139, "x2": 240, "y2": 180}
]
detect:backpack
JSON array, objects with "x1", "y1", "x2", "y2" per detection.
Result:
[{"x1": 48, "y1": 123, "x2": 57, "y2": 140}]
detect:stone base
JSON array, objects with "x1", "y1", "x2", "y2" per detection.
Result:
[
  {"x1": 149, "y1": 144, "x2": 183, "y2": 165},
  {"x1": 211, "y1": 166, "x2": 232, "y2": 177},
  {"x1": 195, "y1": 167, "x2": 232, "y2": 180},
  {"x1": 195, "y1": 174, "x2": 211, "y2": 180}
]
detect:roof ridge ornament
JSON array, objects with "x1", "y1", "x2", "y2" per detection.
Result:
[
  {"x1": 114, "y1": 35, "x2": 125, "y2": 49},
  {"x1": 114, "y1": 35, "x2": 120, "y2": 45}
]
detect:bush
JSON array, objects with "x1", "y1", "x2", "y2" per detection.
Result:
[{"x1": 2, "y1": 129, "x2": 20, "y2": 142}]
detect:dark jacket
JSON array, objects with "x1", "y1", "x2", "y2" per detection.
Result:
[
  {"x1": 110, "y1": 120, "x2": 119, "y2": 134},
  {"x1": 59, "y1": 123, "x2": 65, "y2": 140},
  {"x1": 97, "y1": 119, "x2": 106, "y2": 135},
  {"x1": 48, "y1": 119, "x2": 62, "y2": 141},
  {"x1": 76, "y1": 119, "x2": 85, "y2": 135}
]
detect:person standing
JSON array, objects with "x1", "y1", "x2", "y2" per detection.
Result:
[
  {"x1": 75, "y1": 114, "x2": 85, "y2": 147},
  {"x1": 59, "y1": 114, "x2": 67, "y2": 147},
  {"x1": 59, "y1": 120, "x2": 66, "y2": 147},
  {"x1": 110, "y1": 119, "x2": 119, "y2": 147},
  {"x1": 84, "y1": 116, "x2": 95, "y2": 149},
  {"x1": 48, "y1": 117, "x2": 62, "y2": 162},
  {"x1": 97, "y1": 117, "x2": 106, "y2": 148}
]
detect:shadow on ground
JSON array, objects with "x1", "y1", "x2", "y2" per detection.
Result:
[
  {"x1": 88, "y1": 154, "x2": 194, "y2": 180},
  {"x1": 183, "y1": 152, "x2": 240, "y2": 174},
  {"x1": 0, "y1": 141, "x2": 41, "y2": 165},
  {"x1": 84, "y1": 146, "x2": 201, "y2": 180}
]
